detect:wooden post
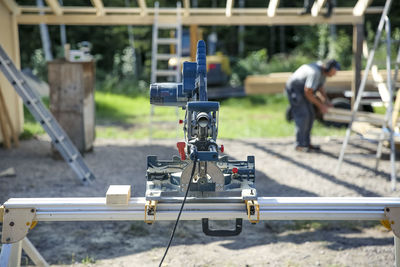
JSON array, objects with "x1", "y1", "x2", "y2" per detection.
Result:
[
  {"x1": 190, "y1": 24, "x2": 198, "y2": 62},
  {"x1": 48, "y1": 60, "x2": 96, "y2": 155},
  {"x1": 0, "y1": 2, "x2": 23, "y2": 145},
  {"x1": 352, "y1": 23, "x2": 364, "y2": 108},
  {"x1": 0, "y1": 87, "x2": 19, "y2": 148}
]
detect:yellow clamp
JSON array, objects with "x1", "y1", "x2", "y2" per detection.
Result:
[
  {"x1": 245, "y1": 200, "x2": 260, "y2": 224},
  {"x1": 144, "y1": 200, "x2": 158, "y2": 224},
  {"x1": 381, "y1": 219, "x2": 393, "y2": 231}
]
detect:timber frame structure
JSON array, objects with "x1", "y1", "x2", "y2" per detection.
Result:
[{"x1": 0, "y1": 0, "x2": 386, "y2": 142}]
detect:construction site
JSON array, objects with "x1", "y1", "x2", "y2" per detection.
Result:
[{"x1": 1, "y1": 0, "x2": 400, "y2": 266}]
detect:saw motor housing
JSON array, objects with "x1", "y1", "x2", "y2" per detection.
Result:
[{"x1": 146, "y1": 41, "x2": 256, "y2": 201}]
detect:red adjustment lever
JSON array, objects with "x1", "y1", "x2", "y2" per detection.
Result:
[
  {"x1": 179, "y1": 119, "x2": 184, "y2": 124},
  {"x1": 177, "y1": 142, "x2": 186, "y2": 160},
  {"x1": 220, "y1": 145, "x2": 224, "y2": 153},
  {"x1": 232, "y1": 167, "x2": 238, "y2": 174}
]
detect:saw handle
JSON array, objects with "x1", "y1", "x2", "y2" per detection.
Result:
[
  {"x1": 202, "y1": 218, "x2": 243, "y2": 236},
  {"x1": 177, "y1": 142, "x2": 186, "y2": 160}
]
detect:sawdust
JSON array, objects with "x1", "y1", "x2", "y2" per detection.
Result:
[{"x1": 0, "y1": 136, "x2": 399, "y2": 266}]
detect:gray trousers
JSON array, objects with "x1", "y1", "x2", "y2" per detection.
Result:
[{"x1": 287, "y1": 88, "x2": 315, "y2": 147}]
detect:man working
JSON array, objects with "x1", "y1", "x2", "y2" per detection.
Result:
[{"x1": 285, "y1": 59, "x2": 341, "y2": 152}]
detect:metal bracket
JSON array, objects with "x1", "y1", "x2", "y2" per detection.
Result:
[
  {"x1": 1, "y1": 207, "x2": 36, "y2": 244},
  {"x1": 144, "y1": 200, "x2": 158, "y2": 224},
  {"x1": 384, "y1": 207, "x2": 400, "y2": 238},
  {"x1": 245, "y1": 200, "x2": 260, "y2": 224}
]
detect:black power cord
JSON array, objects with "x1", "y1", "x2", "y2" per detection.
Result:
[{"x1": 159, "y1": 158, "x2": 197, "y2": 267}]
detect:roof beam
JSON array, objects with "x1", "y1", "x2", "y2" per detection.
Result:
[
  {"x1": 267, "y1": 0, "x2": 280, "y2": 17},
  {"x1": 353, "y1": 0, "x2": 372, "y2": 16},
  {"x1": 2, "y1": 0, "x2": 21, "y2": 15},
  {"x1": 183, "y1": 0, "x2": 190, "y2": 17},
  {"x1": 90, "y1": 0, "x2": 105, "y2": 16},
  {"x1": 137, "y1": 0, "x2": 147, "y2": 16},
  {"x1": 16, "y1": 14, "x2": 364, "y2": 26},
  {"x1": 311, "y1": 0, "x2": 326, "y2": 17},
  {"x1": 44, "y1": 0, "x2": 62, "y2": 15},
  {"x1": 226, "y1": 0, "x2": 234, "y2": 17}
]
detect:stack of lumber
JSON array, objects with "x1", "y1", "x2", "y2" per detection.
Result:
[
  {"x1": 323, "y1": 108, "x2": 387, "y2": 127},
  {"x1": 245, "y1": 70, "x2": 399, "y2": 95}
]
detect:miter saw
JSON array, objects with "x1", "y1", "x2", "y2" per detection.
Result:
[{"x1": 146, "y1": 40, "x2": 257, "y2": 204}]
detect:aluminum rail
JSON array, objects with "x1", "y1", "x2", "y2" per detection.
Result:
[{"x1": 3, "y1": 197, "x2": 400, "y2": 221}]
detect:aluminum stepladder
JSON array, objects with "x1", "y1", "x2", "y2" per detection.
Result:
[
  {"x1": 149, "y1": 1, "x2": 182, "y2": 139},
  {"x1": 336, "y1": 0, "x2": 398, "y2": 190},
  {"x1": 0, "y1": 45, "x2": 95, "y2": 185}
]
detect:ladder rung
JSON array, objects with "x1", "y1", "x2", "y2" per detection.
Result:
[
  {"x1": 155, "y1": 70, "x2": 178, "y2": 76},
  {"x1": 156, "y1": 38, "x2": 178, "y2": 45},
  {"x1": 158, "y1": 23, "x2": 179, "y2": 29},
  {"x1": 156, "y1": 54, "x2": 177, "y2": 60}
]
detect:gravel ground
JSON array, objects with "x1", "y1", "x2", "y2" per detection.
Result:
[{"x1": 0, "y1": 136, "x2": 399, "y2": 267}]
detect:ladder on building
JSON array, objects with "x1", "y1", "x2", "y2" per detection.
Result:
[
  {"x1": 149, "y1": 1, "x2": 182, "y2": 139},
  {"x1": 335, "y1": 0, "x2": 398, "y2": 189},
  {"x1": 0, "y1": 45, "x2": 96, "y2": 185}
]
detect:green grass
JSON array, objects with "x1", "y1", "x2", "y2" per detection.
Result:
[{"x1": 22, "y1": 91, "x2": 346, "y2": 140}]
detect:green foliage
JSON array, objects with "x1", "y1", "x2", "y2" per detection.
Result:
[
  {"x1": 81, "y1": 255, "x2": 96, "y2": 264},
  {"x1": 231, "y1": 49, "x2": 313, "y2": 85},
  {"x1": 30, "y1": 49, "x2": 47, "y2": 82}
]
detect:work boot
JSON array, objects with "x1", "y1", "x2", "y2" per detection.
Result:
[
  {"x1": 308, "y1": 144, "x2": 321, "y2": 151},
  {"x1": 295, "y1": 146, "x2": 310, "y2": 153}
]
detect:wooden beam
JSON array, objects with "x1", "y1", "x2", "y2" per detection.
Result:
[
  {"x1": 137, "y1": 0, "x2": 147, "y2": 16},
  {"x1": 44, "y1": 0, "x2": 62, "y2": 15},
  {"x1": 267, "y1": 0, "x2": 280, "y2": 17},
  {"x1": 353, "y1": 0, "x2": 372, "y2": 16},
  {"x1": 90, "y1": 0, "x2": 105, "y2": 16},
  {"x1": 16, "y1": 14, "x2": 364, "y2": 26},
  {"x1": 18, "y1": 6, "x2": 384, "y2": 16},
  {"x1": 311, "y1": 0, "x2": 326, "y2": 17},
  {"x1": 2, "y1": 0, "x2": 20, "y2": 15},
  {"x1": 183, "y1": 0, "x2": 190, "y2": 17},
  {"x1": 226, "y1": 0, "x2": 234, "y2": 17}
]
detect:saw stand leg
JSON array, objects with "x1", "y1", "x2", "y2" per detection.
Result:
[
  {"x1": 396, "y1": 236, "x2": 400, "y2": 267},
  {"x1": 0, "y1": 238, "x2": 49, "y2": 267}
]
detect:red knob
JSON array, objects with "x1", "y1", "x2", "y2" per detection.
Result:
[
  {"x1": 177, "y1": 142, "x2": 186, "y2": 160},
  {"x1": 220, "y1": 145, "x2": 224, "y2": 153},
  {"x1": 232, "y1": 167, "x2": 238, "y2": 174},
  {"x1": 179, "y1": 119, "x2": 184, "y2": 124}
]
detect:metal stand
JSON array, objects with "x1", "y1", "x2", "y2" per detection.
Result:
[
  {"x1": 336, "y1": 0, "x2": 398, "y2": 190},
  {"x1": 1, "y1": 238, "x2": 49, "y2": 267},
  {"x1": 3, "y1": 196, "x2": 400, "y2": 266}
]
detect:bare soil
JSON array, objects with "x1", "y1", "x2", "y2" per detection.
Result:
[{"x1": 0, "y1": 136, "x2": 399, "y2": 267}]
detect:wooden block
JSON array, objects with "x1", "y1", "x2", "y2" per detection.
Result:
[{"x1": 106, "y1": 185, "x2": 131, "y2": 205}]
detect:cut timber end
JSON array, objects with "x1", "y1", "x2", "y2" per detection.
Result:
[{"x1": 106, "y1": 185, "x2": 131, "y2": 205}]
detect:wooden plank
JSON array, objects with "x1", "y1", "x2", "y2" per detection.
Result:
[
  {"x1": 324, "y1": 108, "x2": 386, "y2": 126},
  {"x1": 137, "y1": 0, "x2": 147, "y2": 16},
  {"x1": 226, "y1": 0, "x2": 234, "y2": 17},
  {"x1": 267, "y1": 0, "x2": 280, "y2": 17},
  {"x1": 0, "y1": 86, "x2": 18, "y2": 147},
  {"x1": 371, "y1": 65, "x2": 390, "y2": 104},
  {"x1": 311, "y1": 0, "x2": 326, "y2": 17},
  {"x1": 392, "y1": 89, "x2": 400, "y2": 127},
  {"x1": 44, "y1": 0, "x2": 62, "y2": 15},
  {"x1": 90, "y1": 0, "x2": 105, "y2": 16},
  {"x1": 183, "y1": 0, "x2": 190, "y2": 16},
  {"x1": 0, "y1": 99, "x2": 11, "y2": 149},
  {"x1": 2, "y1": 0, "x2": 20, "y2": 15},
  {"x1": 353, "y1": 0, "x2": 372, "y2": 16},
  {"x1": 16, "y1": 14, "x2": 364, "y2": 25}
]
